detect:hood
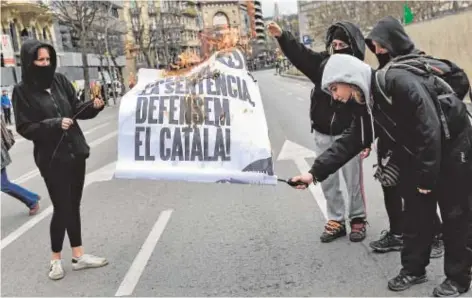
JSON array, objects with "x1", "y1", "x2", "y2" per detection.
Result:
[
  {"x1": 20, "y1": 39, "x2": 57, "y2": 85},
  {"x1": 321, "y1": 54, "x2": 376, "y2": 146},
  {"x1": 321, "y1": 54, "x2": 372, "y2": 105},
  {"x1": 326, "y1": 21, "x2": 366, "y2": 60},
  {"x1": 365, "y1": 16, "x2": 415, "y2": 57}
]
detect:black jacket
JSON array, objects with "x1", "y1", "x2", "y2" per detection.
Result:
[
  {"x1": 309, "y1": 68, "x2": 470, "y2": 191},
  {"x1": 12, "y1": 39, "x2": 103, "y2": 176},
  {"x1": 365, "y1": 15, "x2": 422, "y2": 163},
  {"x1": 276, "y1": 21, "x2": 366, "y2": 135}
]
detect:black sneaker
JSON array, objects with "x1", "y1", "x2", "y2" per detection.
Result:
[
  {"x1": 388, "y1": 271, "x2": 428, "y2": 291},
  {"x1": 432, "y1": 279, "x2": 470, "y2": 297},
  {"x1": 369, "y1": 230, "x2": 403, "y2": 252},
  {"x1": 349, "y1": 218, "x2": 367, "y2": 242},
  {"x1": 320, "y1": 220, "x2": 346, "y2": 243},
  {"x1": 430, "y1": 235, "x2": 444, "y2": 259}
]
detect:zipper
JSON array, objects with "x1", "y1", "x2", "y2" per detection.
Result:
[
  {"x1": 373, "y1": 117, "x2": 413, "y2": 156},
  {"x1": 329, "y1": 112, "x2": 336, "y2": 140},
  {"x1": 376, "y1": 104, "x2": 396, "y2": 127},
  {"x1": 360, "y1": 116, "x2": 365, "y2": 144}
]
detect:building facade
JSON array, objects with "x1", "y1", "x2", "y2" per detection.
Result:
[
  {"x1": 1, "y1": 0, "x2": 127, "y2": 86},
  {"x1": 124, "y1": 0, "x2": 202, "y2": 69}
]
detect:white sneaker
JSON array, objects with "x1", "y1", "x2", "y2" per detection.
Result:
[
  {"x1": 72, "y1": 254, "x2": 108, "y2": 271},
  {"x1": 49, "y1": 259, "x2": 65, "y2": 280}
]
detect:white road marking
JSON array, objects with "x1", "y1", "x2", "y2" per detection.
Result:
[
  {"x1": 115, "y1": 209, "x2": 174, "y2": 297},
  {"x1": 297, "y1": 97, "x2": 304, "y2": 101},
  {"x1": 11, "y1": 130, "x2": 117, "y2": 184},
  {"x1": 1, "y1": 161, "x2": 117, "y2": 250}
]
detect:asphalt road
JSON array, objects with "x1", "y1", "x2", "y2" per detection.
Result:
[{"x1": 1, "y1": 70, "x2": 448, "y2": 297}]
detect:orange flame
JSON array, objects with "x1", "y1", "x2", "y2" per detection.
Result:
[{"x1": 163, "y1": 24, "x2": 247, "y2": 78}]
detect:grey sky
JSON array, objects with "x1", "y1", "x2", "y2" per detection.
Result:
[{"x1": 260, "y1": 0, "x2": 298, "y2": 18}]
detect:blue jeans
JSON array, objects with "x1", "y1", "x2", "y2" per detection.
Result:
[{"x1": 1, "y1": 168, "x2": 39, "y2": 209}]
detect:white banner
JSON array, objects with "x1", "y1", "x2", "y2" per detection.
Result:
[{"x1": 115, "y1": 49, "x2": 277, "y2": 185}]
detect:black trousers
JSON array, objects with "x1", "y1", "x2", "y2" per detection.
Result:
[
  {"x1": 382, "y1": 185, "x2": 442, "y2": 236},
  {"x1": 43, "y1": 158, "x2": 86, "y2": 253},
  {"x1": 2, "y1": 107, "x2": 11, "y2": 124},
  {"x1": 400, "y1": 161, "x2": 472, "y2": 288}
]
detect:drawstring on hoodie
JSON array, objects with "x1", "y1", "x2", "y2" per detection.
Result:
[{"x1": 48, "y1": 100, "x2": 95, "y2": 168}]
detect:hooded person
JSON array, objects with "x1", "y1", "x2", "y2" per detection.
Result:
[
  {"x1": 266, "y1": 21, "x2": 369, "y2": 244},
  {"x1": 12, "y1": 39, "x2": 108, "y2": 281},
  {"x1": 363, "y1": 16, "x2": 444, "y2": 258},
  {"x1": 290, "y1": 53, "x2": 472, "y2": 297}
]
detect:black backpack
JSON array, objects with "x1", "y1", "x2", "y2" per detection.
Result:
[{"x1": 375, "y1": 54, "x2": 472, "y2": 141}]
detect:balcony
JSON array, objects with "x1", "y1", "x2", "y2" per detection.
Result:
[
  {"x1": 256, "y1": 31, "x2": 265, "y2": 38},
  {"x1": 182, "y1": 7, "x2": 197, "y2": 17}
]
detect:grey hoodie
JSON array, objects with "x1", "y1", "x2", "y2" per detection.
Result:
[{"x1": 321, "y1": 54, "x2": 376, "y2": 145}]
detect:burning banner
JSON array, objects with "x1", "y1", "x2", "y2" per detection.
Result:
[{"x1": 115, "y1": 48, "x2": 276, "y2": 185}]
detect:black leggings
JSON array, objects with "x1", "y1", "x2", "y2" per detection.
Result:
[
  {"x1": 382, "y1": 185, "x2": 442, "y2": 236},
  {"x1": 44, "y1": 158, "x2": 86, "y2": 253}
]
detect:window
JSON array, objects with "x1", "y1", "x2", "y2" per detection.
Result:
[{"x1": 213, "y1": 12, "x2": 229, "y2": 27}]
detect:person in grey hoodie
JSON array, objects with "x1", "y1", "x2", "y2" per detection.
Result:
[
  {"x1": 267, "y1": 20, "x2": 369, "y2": 244},
  {"x1": 290, "y1": 54, "x2": 472, "y2": 297}
]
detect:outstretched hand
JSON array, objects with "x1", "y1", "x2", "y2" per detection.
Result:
[{"x1": 289, "y1": 173, "x2": 314, "y2": 190}]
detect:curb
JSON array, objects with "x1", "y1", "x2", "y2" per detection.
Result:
[{"x1": 280, "y1": 73, "x2": 311, "y2": 83}]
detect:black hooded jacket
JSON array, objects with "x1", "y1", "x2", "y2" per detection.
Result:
[
  {"x1": 365, "y1": 16, "x2": 416, "y2": 58},
  {"x1": 12, "y1": 39, "x2": 103, "y2": 176},
  {"x1": 365, "y1": 16, "x2": 425, "y2": 162},
  {"x1": 276, "y1": 21, "x2": 366, "y2": 135},
  {"x1": 309, "y1": 67, "x2": 471, "y2": 192}
]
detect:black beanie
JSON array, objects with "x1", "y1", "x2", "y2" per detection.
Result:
[{"x1": 331, "y1": 27, "x2": 350, "y2": 45}]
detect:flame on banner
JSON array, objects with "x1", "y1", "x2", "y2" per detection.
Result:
[
  {"x1": 161, "y1": 25, "x2": 249, "y2": 128},
  {"x1": 163, "y1": 24, "x2": 245, "y2": 78}
]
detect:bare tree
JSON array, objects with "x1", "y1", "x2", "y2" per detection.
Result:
[
  {"x1": 130, "y1": 6, "x2": 159, "y2": 67},
  {"x1": 51, "y1": 0, "x2": 100, "y2": 102}
]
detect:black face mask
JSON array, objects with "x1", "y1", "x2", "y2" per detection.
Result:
[
  {"x1": 376, "y1": 53, "x2": 392, "y2": 68},
  {"x1": 31, "y1": 64, "x2": 55, "y2": 90},
  {"x1": 333, "y1": 47, "x2": 354, "y2": 55}
]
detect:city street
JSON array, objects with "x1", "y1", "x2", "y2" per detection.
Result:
[{"x1": 1, "y1": 70, "x2": 447, "y2": 297}]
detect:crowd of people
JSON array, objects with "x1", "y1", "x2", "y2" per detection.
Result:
[
  {"x1": 1, "y1": 11, "x2": 471, "y2": 297},
  {"x1": 267, "y1": 15, "x2": 471, "y2": 297}
]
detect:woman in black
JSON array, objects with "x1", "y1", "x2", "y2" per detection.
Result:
[
  {"x1": 290, "y1": 53, "x2": 472, "y2": 297},
  {"x1": 12, "y1": 40, "x2": 107, "y2": 280}
]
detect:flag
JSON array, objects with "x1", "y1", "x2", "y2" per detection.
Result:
[{"x1": 403, "y1": 4, "x2": 414, "y2": 25}]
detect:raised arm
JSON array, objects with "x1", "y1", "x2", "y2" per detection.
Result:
[{"x1": 267, "y1": 22, "x2": 328, "y2": 84}]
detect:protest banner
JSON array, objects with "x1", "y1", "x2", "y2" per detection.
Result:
[{"x1": 115, "y1": 49, "x2": 277, "y2": 185}]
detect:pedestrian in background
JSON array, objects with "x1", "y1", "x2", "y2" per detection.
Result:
[
  {"x1": 1, "y1": 116, "x2": 40, "y2": 215},
  {"x1": 12, "y1": 39, "x2": 107, "y2": 281},
  {"x1": 1, "y1": 89, "x2": 12, "y2": 125},
  {"x1": 267, "y1": 20, "x2": 369, "y2": 243}
]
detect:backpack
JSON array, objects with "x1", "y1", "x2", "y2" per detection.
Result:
[{"x1": 375, "y1": 54, "x2": 472, "y2": 141}]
